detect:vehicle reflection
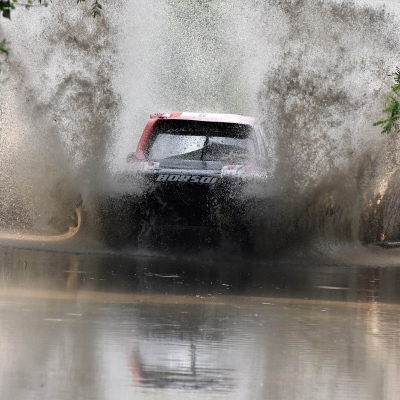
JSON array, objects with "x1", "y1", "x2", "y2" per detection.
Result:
[
  {"x1": 128, "y1": 342, "x2": 234, "y2": 391},
  {"x1": 0, "y1": 246, "x2": 400, "y2": 398}
]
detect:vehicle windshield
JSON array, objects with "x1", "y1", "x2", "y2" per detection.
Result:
[{"x1": 147, "y1": 120, "x2": 256, "y2": 162}]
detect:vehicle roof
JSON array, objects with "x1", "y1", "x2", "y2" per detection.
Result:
[{"x1": 150, "y1": 112, "x2": 256, "y2": 126}]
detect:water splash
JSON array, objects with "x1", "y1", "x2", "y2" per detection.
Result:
[
  {"x1": 255, "y1": 1, "x2": 400, "y2": 245},
  {"x1": 0, "y1": 3, "x2": 120, "y2": 230},
  {"x1": 2, "y1": 0, "x2": 400, "y2": 248}
]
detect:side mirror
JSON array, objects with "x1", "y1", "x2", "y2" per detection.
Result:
[{"x1": 126, "y1": 152, "x2": 138, "y2": 163}]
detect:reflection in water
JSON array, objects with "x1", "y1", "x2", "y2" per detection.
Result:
[{"x1": 0, "y1": 246, "x2": 400, "y2": 399}]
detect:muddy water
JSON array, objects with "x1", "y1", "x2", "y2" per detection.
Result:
[
  {"x1": 0, "y1": 244, "x2": 400, "y2": 399},
  {"x1": 2, "y1": 2, "x2": 400, "y2": 398}
]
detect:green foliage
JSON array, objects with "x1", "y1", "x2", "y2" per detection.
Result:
[
  {"x1": 374, "y1": 68, "x2": 400, "y2": 134},
  {"x1": 91, "y1": 1, "x2": 102, "y2": 18},
  {"x1": 75, "y1": 0, "x2": 103, "y2": 18},
  {"x1": 0, "y1": 39, "x2": 9, "y2": 56},
  {"x1": 76, "y1": 0, "x2": 102, "y2": 17},
  {"x1": 0, "y1": 38, "x2": 9, "y2": 73},
  {"x1": 0, "y1": 0, "x2": 103, "y2": 20},
  {"x1": 0, "y1": 0, "x2": 15, "y2": 19}
]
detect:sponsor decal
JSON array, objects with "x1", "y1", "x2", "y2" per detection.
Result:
[{"x1": 156, "y1": 174, "x2": 218, "y2": 184}]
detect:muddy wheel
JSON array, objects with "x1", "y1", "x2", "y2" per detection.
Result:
[
  {"x1": 218, "y1": 202, "x2": 253, "y2": 255},
  {"x1": 96, "y1": 195, "x2": 144, "y2": 250}
]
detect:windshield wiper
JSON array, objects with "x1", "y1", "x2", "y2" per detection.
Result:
[{"x1": 200, "y1": 136, "x2": 209, "y2": 161}]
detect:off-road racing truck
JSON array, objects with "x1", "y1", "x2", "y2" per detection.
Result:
[{"x1": 96, "y1": 112, "x2": 269, "y2": 250}]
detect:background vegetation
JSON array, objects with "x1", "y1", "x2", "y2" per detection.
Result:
[{"x1": 374, "y1": 68, "x2": 400, "y2": 134}]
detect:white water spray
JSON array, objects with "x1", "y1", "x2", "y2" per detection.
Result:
[{"x1": 1, "y1": 0, "x2": 400, "y2": 246}]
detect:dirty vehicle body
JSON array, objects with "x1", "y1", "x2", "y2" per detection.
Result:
[{"x1": 97, "y1": 112, "x2": 269, "y2": 249}]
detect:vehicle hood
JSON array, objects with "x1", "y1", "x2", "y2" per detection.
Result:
[{"x1": 156, "y1": 159, "x2": 226, "y2": 171}]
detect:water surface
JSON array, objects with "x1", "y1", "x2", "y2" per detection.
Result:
[{"x1": 0, "y1": 244, "x2": 400, "y2": 399}]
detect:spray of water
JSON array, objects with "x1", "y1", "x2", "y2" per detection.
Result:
[
  {"x1": 254, "y1": 1, "x2": 400, "y2": 246},
  {"x1": 0, "y1": 2, "x2": 120, "y2": 231},
  {"x1": 1, "y1": 0, "x2": 400, "y2": 249}
]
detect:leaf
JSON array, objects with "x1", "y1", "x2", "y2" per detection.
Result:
[
  {"x1": 91, "y1": 1, "x2": 102, "y2": 17},
  {"x1": 0, "y1": 0, "x2": 11, "y2": 18},
  {"x1": 392, "y1": 84, "x2": 400, "y2": 92},
  {"x1": 374, "y1": 71, "x2": 400, "y2": 134}
]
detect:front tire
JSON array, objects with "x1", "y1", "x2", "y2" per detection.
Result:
[{"x1": 96, "y1": 195, "x2": 144, "y2": 250}]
